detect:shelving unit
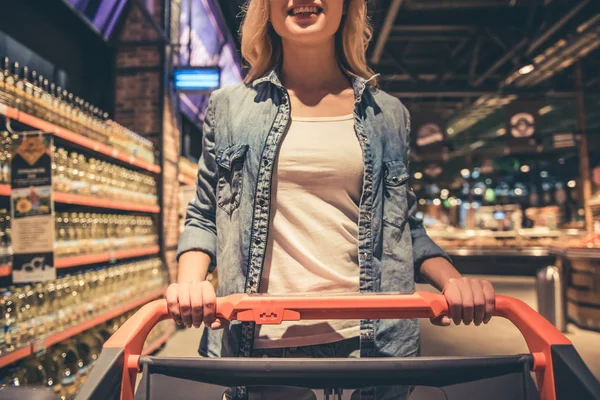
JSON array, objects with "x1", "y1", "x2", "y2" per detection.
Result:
[
  {"x1": 0, "y1": 106, "x2": 160, "y2": 174},
  {"x1": 0, "y1": 92, "x2": 168, "y2": 373},
  {"x1": 0, "y1": 186, "x2": 159, "y2": 213},
  {"x1": 0, "y1": 287, "x2": 165, "y2": 368},
  {"x1": 54, "y1": 245, "x2": 160, "y2": 269},
  {"x1": 0, "y1": 264, "x2": 10, "y2": 276},
  {"x1": 54, "y1": 192, "x2": 160, "y2": 213},
  {"x1": 0, "y1": 246, "x2": 160, "y2": 277},
  {"x1": 0, "y1": 184, "x2": 9, "y2": 197}
]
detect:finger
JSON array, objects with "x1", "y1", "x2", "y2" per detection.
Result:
[
  {"x1": 482, "y1": 280, "x2": 496, "y2": 324},
  {"x1": 178, "y1": 283, "x2": 192, "y2": 328},
  {"x1": 457, "y1": 278, "x2": 474, "y2": 325},
  {"x1": 190, "y1": 281, "x2": 204, "y2": 328},
  {"x1": 444, "y1": 280, "x2": 463, "y2": 326},
  {"x1": 430, "y1": 315, "x2": 451, "y2": 326},
  {"x1": 201, "y1": 281, "x2": 217, "y2": 327},
  {"x1": 470, "y1": 279, "x2": 486, "y2": 326},
  {"x1": 165, "y1": 284, "x2": 182, "y2": 326},
  {"x1": 210, "y1": 318, "x2": 229, "y2": 330}
]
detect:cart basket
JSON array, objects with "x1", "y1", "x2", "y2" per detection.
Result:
[{"x1": 76, "y1": 291, "x2": 600, "y2": 400}]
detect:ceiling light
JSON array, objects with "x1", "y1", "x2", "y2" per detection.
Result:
[
  {"x1": 568, "y1": 180, "x2": 576, "y2": 188},
  {"x1": 414, "y1": 172, "x2": 423, "y2": 180},
  {"x1": 538, "y1": 105, "x2": 554, "y2": 115},
  {"x1": 514, "y1": 188, "x2": 523, "y2": 196},
  {"x1": 447, "y1": 128, "x2": 455, "y2": 135},
  {"x1": 520, "y1": 165, "x2": 530, "y2": 173},
  {"x1": 518, "y1": 64, "x2": 535, "y2": 75}
]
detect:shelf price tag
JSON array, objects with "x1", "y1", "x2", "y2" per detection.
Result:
[{"x1": 34, "y1": 339, "x2": 46, "y2": 354}]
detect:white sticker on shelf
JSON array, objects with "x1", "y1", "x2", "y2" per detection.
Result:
[
  {"x1": 112, "y1": 149, "x2": 119, "y2": 157},
  {"x1": 0, "y1": 104, "x2": 6, "y2": 115},
  {"x1": 34, "y1": 339, "x2": 46, "y2": 353}
]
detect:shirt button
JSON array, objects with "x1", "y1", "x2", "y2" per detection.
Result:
[
  {"x1": 362, "y1": 252, "x2": 368, "y2": 259},
  {"x1": 258, "y1": 199, "x2": 266, "y2": 206},
  {"x1": 255, "y1": 238, "x2": 262, "y2": 245}
]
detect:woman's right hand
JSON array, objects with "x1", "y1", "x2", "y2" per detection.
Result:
[{"x1": 165, "y1": 281, "x2": 225, "y2": 329}]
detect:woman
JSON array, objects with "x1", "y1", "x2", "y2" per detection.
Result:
[{"x1": 169, "y1": 0, "x2": 496, "y2": 398}]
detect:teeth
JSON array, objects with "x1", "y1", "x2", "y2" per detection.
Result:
[{"x1": 292, "y1": 6, "x2": 319, "y2": 15}]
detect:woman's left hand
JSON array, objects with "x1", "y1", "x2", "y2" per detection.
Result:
[{"x1": 431, "y1": 277, "x2": 496, "y2": 326}]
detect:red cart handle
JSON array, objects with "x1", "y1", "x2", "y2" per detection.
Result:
[{"x1": 106, "y1": 292, "x2": 570, "y2": 400}]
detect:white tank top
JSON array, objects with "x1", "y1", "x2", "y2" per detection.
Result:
[{"x1": 254, "y1": 114, "x2": 363, "y2": 349}]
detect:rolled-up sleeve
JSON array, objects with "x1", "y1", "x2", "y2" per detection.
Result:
[
  {"x1": 399, "y1": 103, "x2": 452, "y2": 282},
  {"x1": 176, "y1": 93, "x2": 219, "y2": 271}
]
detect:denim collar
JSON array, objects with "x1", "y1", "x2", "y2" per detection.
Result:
[{"x1": 251, "y1": 66, "x2": 379, "y2": 104}]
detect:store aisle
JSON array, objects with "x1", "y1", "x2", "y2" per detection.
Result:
[{"x1": 157, "y1": 276, "x2": 600, "y2": 379}]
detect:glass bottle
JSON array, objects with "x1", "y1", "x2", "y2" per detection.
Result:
[
  {"x1": 21, "y1": 355, "x2": 47, "y2": 387},
  {"x1": 2, "y1": 289, "x2": 20, "y2": 351},
  {"x1": 39, "y1": 349, "x2": 64, "y2": 396},
  {"x1": 0, "y1": 57, "x2": 8, "y2": 93},
  {"x1": 48, "y1": 341, "x2": 81, "y2": 399}
]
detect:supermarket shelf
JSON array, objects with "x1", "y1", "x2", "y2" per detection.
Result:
[
  {"x1": 142, "y1": 327, "x2": 175, "y2": 356},
  {"x1": 550, "y1": 247, "x2": 600, "y2": 260},
  {"x1": 444, "y1": 247, "x2": 550, "y2": 257},
  {"x1": 0, "y1": 246, "x2": 160, "y2": 277},
  {"x1": 1, "y1": 105, "x2": 160, "y2": 174},
  {"x1": 34, "y1": 287, "x2": 165, "y2": 351},
  {"x1": 0, "y1": 184, "x2": 9, "y2": 197},
  {"x1": 55, "y1": 245, "x2": 160, "y2": 269},
  {"x1": 0, "y1": 287, "x2": 165, "y2": 368},
  {"x1": 0, "y1": 346, "x2": 32, "y2": 369},
  {"x1": 0, "y1": 264, "x2": 11, "y2": 276},
  {"x1": 55, "y1": 192, "x2": 160, "y2": 213}
]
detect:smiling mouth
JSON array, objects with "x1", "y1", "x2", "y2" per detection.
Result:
[{"x1": 288, "y1": 5, "x2": 323, "y2": 16}]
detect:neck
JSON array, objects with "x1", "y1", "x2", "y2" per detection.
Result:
[{"x1": 280, "y1": 38, "x2": 349, "y2": 92}]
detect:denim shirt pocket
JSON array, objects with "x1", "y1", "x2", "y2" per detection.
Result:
[
  {"x1": 216, "y1": 144, "x2": 248, "y2": 215},
  {"x1": 382, "y1": 160, "x2": 410, "y2": 229}
]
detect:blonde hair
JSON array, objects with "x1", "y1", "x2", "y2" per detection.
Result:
[{"x1": 240, "y1": 0, "x2": 376, "y2": 85}]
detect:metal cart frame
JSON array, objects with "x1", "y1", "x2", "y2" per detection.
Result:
[{"x1": 76, "y1": 292, "x2": 600, "y2": 400}]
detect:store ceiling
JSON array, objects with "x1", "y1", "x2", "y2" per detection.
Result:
[{"x1": 216, "y1": 0, "x2": 600, "y2": 176}]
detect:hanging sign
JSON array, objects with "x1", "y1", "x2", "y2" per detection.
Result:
[
  {"x1": 413, "y1": 111, "x2": 448, "y2": 160},
  {"x1": 10, "y1": 133, "x2": 56, "y2": 283},
  {"x1": 505, "y1": 101, "x2": 540, "y2": 150}
]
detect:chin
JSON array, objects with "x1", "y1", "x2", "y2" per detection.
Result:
[{"x1": 282, "y1": 18, "x2": 334, "y2": 43}]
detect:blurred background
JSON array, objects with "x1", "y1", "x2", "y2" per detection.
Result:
[{"x1": 0, "y1": 0, "x2": 599, "y2": 398}]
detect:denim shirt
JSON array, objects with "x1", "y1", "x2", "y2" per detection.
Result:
[{"x1": 177, "y1": 69, "x2": 450, "y2": 360}]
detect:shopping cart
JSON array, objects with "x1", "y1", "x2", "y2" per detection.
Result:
[{"x1": 75, "y1": 292, "x2": 600, "y2": 400}]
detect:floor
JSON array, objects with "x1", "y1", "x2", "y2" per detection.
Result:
[{"x1": 156, "y1": 275, "x2": 600, "y2": 379}]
